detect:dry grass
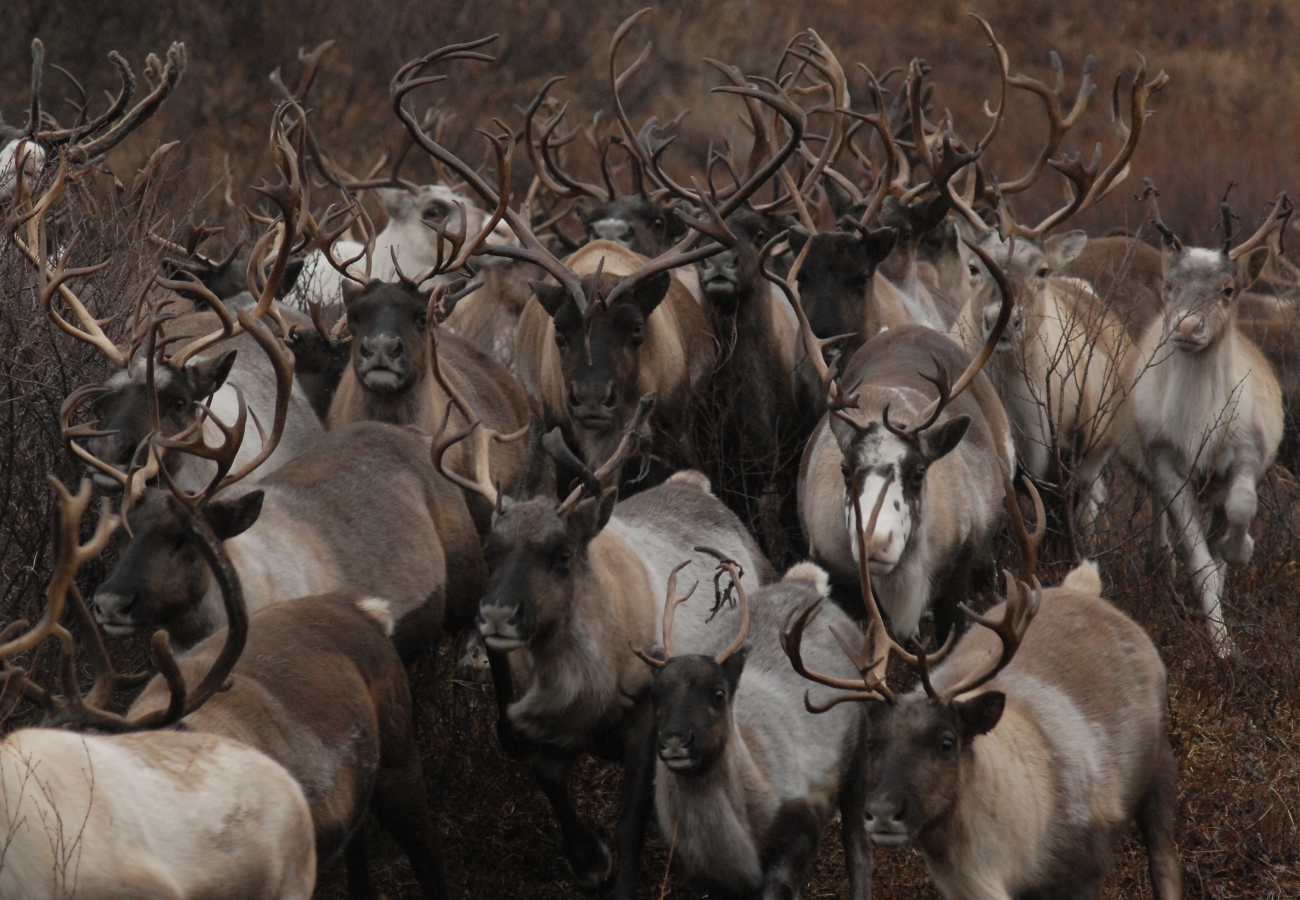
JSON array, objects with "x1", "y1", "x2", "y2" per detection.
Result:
[{"x1": 2, "y1": 2, "x2": 1299, "y2": 898}]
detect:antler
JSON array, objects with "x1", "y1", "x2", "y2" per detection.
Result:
[
  {"x1": 630, "y1": 560, "x2": 697, "y2": 668},
  {"x1": 697, "y1": 550, "x2": 751, "y2": 664},
  {"x1": 1227, "y1": 192, "x2": 1293, "y2": 262},
  {"x1": 939, "y1": 468, "x2": 1044, "y2": 701},
  {"x1": 1005, "y1": 55, "x2": 1168, "y2": 239},
  {"x1": 549, "y1": 392, "x2": 656, "y2": 516},
  {"x1": 998, "y1": 49, "x2": 1097, "y2": 195}
]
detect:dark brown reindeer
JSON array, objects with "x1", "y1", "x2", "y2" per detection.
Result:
[
  {"x1": 433, "y1": 394, "x2": 774, "y2": 900},
  {"x1": 783, "y1": 466, "x2": 1182, "y2": 900},
  {"x1": 638, "y1": 552, "x2": 873, "y2": 898},
  {"x1": 0, "y1": 478, "x2": 318, "y2": 899}
]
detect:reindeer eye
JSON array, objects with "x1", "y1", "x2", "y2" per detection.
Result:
[
  {"x1": 940, "y1": 737, "x2": 956, "y2": 753},
  {"x1": 555, "y1": 332, "x2": 568, "y2": 349},
  {"x1": 712, "y1": 689, "x2": 726, "y2": 707},
  {"x1": 968, "y1": 263, "x2": 979, "y2": 276},
  {"x1": 1036, "y1": 267, "x2": 1050, "y2": 279},
  {"x1": 553, "y1": 548, "x2": 573, "y2": 569},
  {"x1": 172, "y1": 396, "x2": 188, "y2": 412},
  {"x1": 1221, "y1": 287, "x2": 1234, "y2": 300},
  {"x1": 912, "y1": 465, "x2": 926, "y2": 486}
]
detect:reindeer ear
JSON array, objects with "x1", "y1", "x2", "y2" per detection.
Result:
[
  {"x1": 787, "y1": 225, "x2": 810, "y2": 255},
  {"x1": 186, "y1": 349, "x2": 238, "y2": 399},
  {"x1": 1043, "y1": 230, "x2": 1088, "y2": 271},
  {"x1": 1237, "y1": 245, "x2": 1269, "y2": 291},
  {"x1": 530, "y1": 281, "x2": 569, "y2": 318},
  {"x1": 341, "y1": 279, "x2": 367, "y2": 309},
  {"x1": 720, "y1": 645, "x2": 748, "y2": 691},
  {"x1": 204, "y1": 490, "x2": 265, "y2": 540},
  {"x1": 569, "y1": 487, "x2": 618, "y2": 541},
  {"x1": 630, "y1": 271, "x2": 671, "y2": 317},
  {"x1": 827, "y1": 414, "x2": 858, "y2": 460},
  {"x1": 859, "y1": 226, "x2": 898, "y2": 266},
  {"x1": 911, "y1": 194, "x2": 951, "y2": 237},
  {"x1": 919, "y1": 415, "x2": 970, "y2": 464},
  {"x1": 664, "y1": 208, "x2": 688, "y2": 239},
  {"x1": 953, "y1": 691, "x2": 1005, "y2": 741}
]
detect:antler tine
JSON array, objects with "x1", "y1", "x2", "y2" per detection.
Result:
[
  {"x1": 1015, "y1": 55, "x2": 1167, "y2": 237},
  {"x1": 1137, "y1": 178, "x2": 1181, "y2": 250},
  {"x1": 1228, "y1": 192, "x2": 1293, "y2": 262},
  {"x1": 556, "y1": 392, "x2": 656, "y2": 516},
  {"x1": 37, "y1": 50, "x2": 135, "y2": 148},
  {"x1": 781, "y1": 600, "x2": 887, "y2": 701},
  {"x1": 703, "y1": 58, "x2": 772, "y2": 186},
  {"x1": 693, "y1": 551, "x2": 750, "y2": 664},
  {"x1": 884, "y1": 355, "x2": 953, "y2": 437},
  {"x1": 631, "y1": 560, "x2": 697, "y2": 668},
  {"x1": 786, "y1": 30, "x2": 849, "y2": 196},
  {"x1": 939, "y1": 464, "x2": 1044, "y2": 702},
  {"x1": 11, "y1": 156, "x2": 129, "y2": 367},
  {"x1": 905, "y1": 238, "x2": 1014, "y2": 431},
  {"x1": 998, "y1": 49, "x2": 1096, "y2": 195},
  {"x1": 969, "y1": 15, "x2": 1010, "y2": 154},
  {"x1": 522, "y1": 77, "x2": 605, "y2": 201},
  {"x1": 0, "y1": 479, "x2": 116, "y2": 664},
  {"x1": 65, "y1": 42, "x2": 186, "y2": 164},
  {"x1": 839, "y1": 66, "x2": 899, "y2": 227}
]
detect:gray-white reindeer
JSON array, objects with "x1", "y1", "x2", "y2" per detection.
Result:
[
  {"x1": 782, "y1": 474, "x2": 1182, "y2": 900},
  {"x1": 1115, "y1": 184, "x2": 1287, "y2": 656},
  {"x1": 635, "y1": 555, "x2": 870, "y2": 899}
]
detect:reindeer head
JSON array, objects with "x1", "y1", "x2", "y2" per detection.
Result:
[
  {"x1": 695, "y1": 206, "x2": 787, "y2": 313},
  {"x1": 582, "y1": 197, "x2": 685, "y2": 254},
  {"x1": 788, "y1": 221, "x2": 898, "y2": 343},
  {"x1": 531, "y1": 267, "x2": 671, "y2": 434}
]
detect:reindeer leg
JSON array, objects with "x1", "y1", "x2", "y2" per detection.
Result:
[
  {"x1": 1137, "y1": 737, "x2": 1183, "y2": 900},
  {"x1": 534, "y1": 746, "x2": 613, "y2": 891},
  {"x1": 758, "y1": 798, "x2": 826, "y2": 899},
  {"x1": 369, "y1": 758, "x2": 449, "y2": 900},
  {"x1": 486, "y1": 646, "x2": 531, "y2": 759},
  {"x1": 1149, "y1": 454, "x2": 1235, "y2": 657},
  {"x1": 612, "y1": 701, "x2": 656, "y2": 900},
  {"x1": 1218, "y1": 467, "x2": 1259, "y2": 565},
  {"x1": 840, "y1": 748, "x2": 874, "y2": 900}
]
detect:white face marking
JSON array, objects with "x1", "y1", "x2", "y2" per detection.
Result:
[
  {"x1": 1185, "y1": 246, "x2": 1223, "y2": 265},
  {"x1": 844, "y1": 434, "x2": 913, "y2": 574}
]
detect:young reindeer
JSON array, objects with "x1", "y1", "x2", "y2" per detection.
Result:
[
  {"x1": 0, "y1": 479, "x2": 317, "y2": 900},
  {"x1": 949, "y1": 57, "x2": 1167, "y2": 540},
  {"x1": 792, "y1": 236, "x2": 1017, "y2": 642},
  {"x1": 638, "y1": 553, "x2": 872, "y2": 899},
  {"x1": 1117, "y1": 185, "x2": 1287, "y2": 657},
  {"x1": 433, "y1": 395, "x2": 774, "y2": 900},
  {"x1": 783, "y1": 473, "x2": 1182, "y2": 900}
]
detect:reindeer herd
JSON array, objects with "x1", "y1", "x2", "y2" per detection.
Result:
[{"x1": 2, "y1": 11, "x2": 1297, "y2": 900}]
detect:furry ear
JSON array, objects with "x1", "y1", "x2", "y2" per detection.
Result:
[
  {"x1": 203, "y1": 490, "x2": 265, "y2": 540},
  {"x1": 859, "y1": 226, "x2": 898, "y2": 266},
  {"x1": 910, "y1": 193, "x2": 951, "y2": 237},
  {"x1": 954, "y1": 691, "x2": 1005, "y2": 741},
  {"x1": 568, "y1": 487, "x2": 618, "y2": 541},
  {"x1": 827, "y1": 413, "x2": 859, "y2": 461},
  {"x1": 1237, "y1": 245, "x2": 1269, "y2": 291},
  {"x1": 720, "y1": 645, "x2": 748, "y2": 691},
  {"x1": 186, "y1": 349, "x2": 238, "y2": 400},
  {"x1": 1043, "y1": 230, "x2": 1088, "y2": 271},
  {"x1": 630, "y1": 271, "x2": 671, "y2": 318},
  {"x1": 664, "y1": 208, "x2": 688, "y2": 239},
  {"x1": 530, "y1": 281, "x2": 569, "y2": 318},
  {"x1": 918, "y1": 415, "x2": 971, "y2": 464},
  {"x1": 341, "y1": 279, "x2": 367, "y2": 309},
  {"x1": 787, "y1": 225, "x2": 810, "y2": 255}
]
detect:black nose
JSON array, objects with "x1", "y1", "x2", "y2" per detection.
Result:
[
  {"x1": 359, "y1": 333, "x2": 405, "y2": 364},
  {"x1": 567, "y1": 381, "x2": 617, "y2": 412},
  {"x1": 658, "y1": 730, "x2": 695, "y2": 751},
  {"x1": 865, "y1": 796, "x2": 907, "y2": 824},
  {"x1": 591, "y1": 220, "x2": 635, "y2": 245}
]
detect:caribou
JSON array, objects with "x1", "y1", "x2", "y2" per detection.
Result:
[
  {"x1": 1115, "y1": 185, "x2": 1287, "y2": 657},
  {"x1": 434, "y1": 397, "x2": 773, "y2": 899},
  {"x1": 783, "y1": 470, "x2": 1182, "y2": 900},
  {"x1": 0, "y1": 479, "x2": 317, "y2": 900},
  {"x1": 790, "y1": 237, "x2": 1017, "y2": 641},
  {"x1": 641, "y1": 556, "x2": 872, "y2": 899}
]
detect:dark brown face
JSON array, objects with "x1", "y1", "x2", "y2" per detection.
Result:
[
  {"x1": 476, "y1": 492, "x2": 616, "y2": 651},
  {"x1": 582, "y1": 198, "x2": 685, "y2": 255},
  {"x1": 790, "y1": 221, "x2": 897, "y2": 341},
  {"x1": 87, "y1": 353, "x2": 237, "y2": 489},
  {"x1": 92, "y1": 489, "x2": 263, "y2": 645},
  {"x1": 860, "y1": 692, "x2": 1005, "y2": 846},
  {"x1": 343, "y1": 281, "x2": 430, "y2": 395},
  {"x1": 649, "y1": 651, "x2": 746, "y2": 773},
  {"x1": 695, "y1": 206, "x2": 783, "y2": 313},
  {"x1": 531, "y1": 272, "x2": 671, "y2": 434}
]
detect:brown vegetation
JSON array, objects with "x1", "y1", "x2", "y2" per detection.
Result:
[{"x1": 2, "y1": 2, "x2": 1299, "y2": 898}]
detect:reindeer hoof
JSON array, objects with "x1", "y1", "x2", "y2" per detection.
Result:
[
  {"x1": 567, "y1": 836, "x2": 613, "y2": 892},
  {"x1": 1213, "y1": 635, "x2": 1241, "y2": 661},
  {"x1": 1219, "y1": 533, "x2": 1255, "y2": 566}
]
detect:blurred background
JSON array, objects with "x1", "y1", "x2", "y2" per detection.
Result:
[{"x1": 4, "y1": 0, "x2": 1299, "y2": 243}]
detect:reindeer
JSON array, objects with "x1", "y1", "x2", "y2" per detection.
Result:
[
  {"x1": 948, "y1": 54, "x2": 1167, "y2": 541},
  {"x1": 785, "y1": 467, "x2": 1182, "y2": 900},
  {"x1": 790, "y1": 233, "x2": 1016, "y2": 641},
  {"x1": 385, "y1": 33, "x2": 807, "y2": 485},
  {"x1": 0, "y1": 479, "x2": 317, "y2": 900},
  {"x1": 90, "y1": 417, "x2": 486, "y2": 657},
  {"x1": 638, "y1": 554, "x2": 872, "y2": 898},
  {"x1": 433, "y1": 394, "x2": 773, "y2": 899},
  {"x1": 128, "y1": 593, "x2": 448, "y2": 898},
  {"x1": 1116, "y1": 186, "x2": 1287, "y2": 657},
  {"x1": 23, "y1": 114, "x2": 325, "y2": 499}
]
